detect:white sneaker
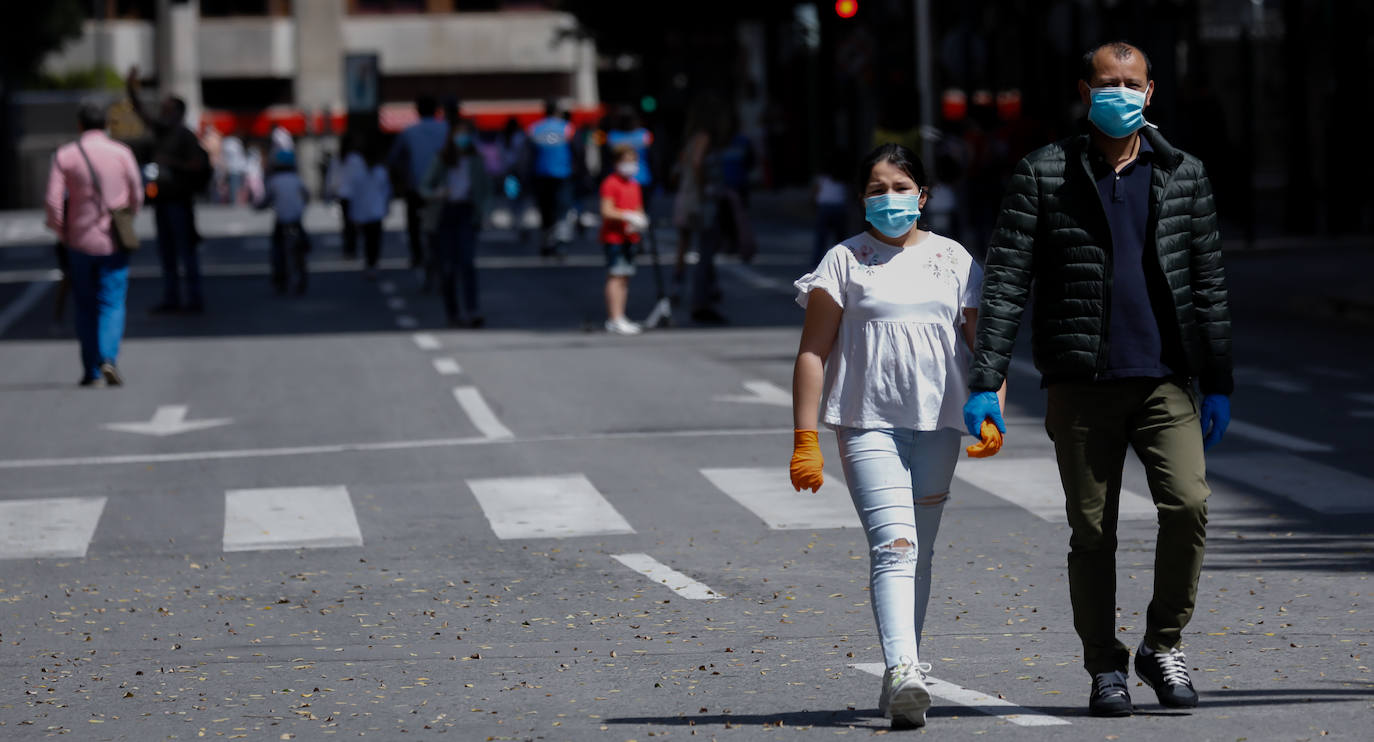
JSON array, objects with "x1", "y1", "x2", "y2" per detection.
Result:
[
  {"x1": 879, "y1": 657, "x2": 932, "y2": 728},
  {"x1": 604, "y1": 317, "x2": 642, "y2": 336}
]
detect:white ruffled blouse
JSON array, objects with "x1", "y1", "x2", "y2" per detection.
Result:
[{"x1": 795, "y1": 231, "x2": 983, "y2": 432}]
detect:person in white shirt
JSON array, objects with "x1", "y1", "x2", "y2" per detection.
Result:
[
  {"x1": 221, "y1": 132, "x2": 247, "y2": 205},
  {"x1": 789, "y1": 143, "x2": 1006, "y2": 729},
  {"x1": 345, "y1": 139, "x2": 392, "y2": 278},
  {"x1": 256, "y1": 149, "x2": 311, "y2": 294}
]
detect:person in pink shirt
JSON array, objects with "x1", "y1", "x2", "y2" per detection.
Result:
[{"x1": 45, "y1": 102, "x2": 143, "y2": 387}]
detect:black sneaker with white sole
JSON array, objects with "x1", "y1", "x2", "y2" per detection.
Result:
[
  {"x1": 1089, "y1": 670, "x2": 1133, "y2": 717},
  {"x1": 1134, "y1": 643, "x2": 1199, "y2": 708}
]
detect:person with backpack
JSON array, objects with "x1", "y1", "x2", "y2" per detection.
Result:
[{"x1": 44, "y1": 102, "x2": 143, "y2": 386}]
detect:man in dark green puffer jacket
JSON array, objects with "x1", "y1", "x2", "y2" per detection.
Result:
[{"x1": 962, "y1": 42, "x2": 1234, "y2": 718}]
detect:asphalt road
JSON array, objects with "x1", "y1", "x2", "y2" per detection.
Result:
[{"x1": 0, "y1": 207, "x2": 1370, "y2": 741}]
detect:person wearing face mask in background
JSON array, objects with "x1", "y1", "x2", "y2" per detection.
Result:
[
  {"x1": 421, "y1": 119, "x2": 491, "y2": 328},
  {"x1": 790, "y1": 144, "x2": 1001, "y2": 729},
  {"x1": 599, "y1": 145, "x2": 649, "y2": 335},
  {"x1": 964, "y1": 41, "x2": 1233, "y2": 718}
]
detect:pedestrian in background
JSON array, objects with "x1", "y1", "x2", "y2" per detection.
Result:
[
  {"x1": 420, "y1": 119, "x2": 490, "y2": 328},
  {"x1": 670, "y1": 100, "x2": 713, "y2": 301},
  {"x1": 44, "y1": 102, "x2": 143, "y2": 387},
  {"x1": 221, "y1": 129, "x2": 248, "y2": 205},
  {"x1": 328, "y1": 131, "x2": 365, "y2": 259},
  {"x1": 599, "y1": 145, "x2": 648, "y2": 336},
  {"x1": 125, "y1": 65, "x2": 211, "y2": 315},
  {"x1": 711, "y1": 112, "x2": 758, "y2": 262},
  {"x1": 389, "y1": 94, "x2": 449, "y2": 271},
  {"x1": 606, "y1": 106, "x2": 653, "y2": 194},
  {"x1": 257, "y1": 149, "x2": 311, "y2": 296},
  {"x1": 790, "y1": 143, "x2": 996, "y2": 729},
  {"x1": 811, "y1": 152, "x2": 850, "y2": 265},
  {"x1": 348, "y1": 140, "x2": 393, "y2": 280},
  {"x1": 528, "y1": 100, "x2": 575, "y2": 258},
  {"x1": 498, "y1": 116, "x2": 530, "y2": 238},
  {"x1": 964, "y1": 41, "x2": 1232, "y2": 717}
]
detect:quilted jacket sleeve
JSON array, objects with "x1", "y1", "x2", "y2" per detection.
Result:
[
  {"x1": 1187, "y1": 161, "x2": 1234, "y2": 395},
  {"x1": 969, "y1": 155, "x2": 1039, "y2": 392}
]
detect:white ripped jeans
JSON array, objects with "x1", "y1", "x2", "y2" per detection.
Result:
[{"x1": 837, "y1": 426, "x2": 962, "y2": 668}]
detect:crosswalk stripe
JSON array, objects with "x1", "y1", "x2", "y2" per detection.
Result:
[
  {"x1": 955, "y1": 458, "x2": 1156, "y2": 523},
  {"x1": 468, "y1": 474, "x2": 635, "y2": 539},
  {"x1": 1207, "y1": 453, "x2": 1374, "y2": 514},
  {"x1": 223, "y1": 486, "x2": 364, "y2": 552},
  {"x1": 0, "y1": 496, "x2": 106, "y2": 559},
  {"x1": 412, "y1": 333, "x2": 440, "y2": 350},
  {"x1": 452, "y1": 386, "x2": 514, "y2": 440},
  {"x1": 700, "y1": 467, "x2": 858, "y2": 530},
  {"x1": 1225, "y1": 420, "x2": 1332, "y2": 453},
  {"x1": 611, "y1": 553, "x2": 723, "y2": 599},
  {"x1": 851, "y1": 664, "x2": 1071, "y2": 727}
]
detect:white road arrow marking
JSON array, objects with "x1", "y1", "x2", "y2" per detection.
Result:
[
  {"x1": 715, "y1": 380, "x2": 790, "y2": 407},
  {"x1": 103, "y1": 406, "x2": 233, "y2": 437}
]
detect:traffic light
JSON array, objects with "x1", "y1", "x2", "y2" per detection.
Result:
[{"x1": 835, "y1": 0, "x2": 857, "y2": 19}]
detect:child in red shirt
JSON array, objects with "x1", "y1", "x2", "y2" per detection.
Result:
[{"x1": 599, "y1": 145, "x2": 648, "y2": 335}]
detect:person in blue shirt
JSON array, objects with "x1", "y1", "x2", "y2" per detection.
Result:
[
  {"x1": 527, "y1": 100, "x2": 575, "y2": 257},
  {"x1": 256, "y1": 149, "x2": 311, "y2": 295},
  {"x1": 606, "y1": 107, "x2": 654, "y2": 189},
  {"x1": 388, "y1": 94, "x2": 449, "y2": 271}
]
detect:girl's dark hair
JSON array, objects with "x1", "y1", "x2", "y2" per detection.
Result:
[{"x1": 856, "y1": 143, "x2": 927, "y2": 197}]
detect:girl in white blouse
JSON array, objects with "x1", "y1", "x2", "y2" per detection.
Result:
[{"x1": 789, "y1": 143, "x2": 1005, "y2": 728}]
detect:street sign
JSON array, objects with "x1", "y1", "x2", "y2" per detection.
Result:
[{"x1": 343, "y1": 53, "x2": 379, "y2": 113}]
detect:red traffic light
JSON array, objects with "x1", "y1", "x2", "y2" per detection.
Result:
[{"x1": 835, "y1": 0, "x2": 858, "y2": 19}]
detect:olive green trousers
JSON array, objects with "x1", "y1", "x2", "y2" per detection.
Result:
[{"x1": 1045, "y1": 378, "x2": 1211, "y2": 675}]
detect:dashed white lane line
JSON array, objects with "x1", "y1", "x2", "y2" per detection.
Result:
[
  {"x1": 452, "y1": 386, "x2": 514, "y2": 440},
  {"x1": 0, "y1": 496, "x2": 106, "y2": 559},
  {"x1": 0, "y1": 279, "x2": 56, "y2": 337},
  {"x1": 701, "y1": 467, "x2": 858, "y2": 530},
  {"x1": 432, "y1": 358, "x2": 462, "y2": 375},
  {"x1": 467, "y1": 474, "x2": 635, "y2": 539},
  {"x1": 395, "y1": 315, "x2": 418, "y2": 329},
  {"x1": 611, "y1": 553, "x2": 723, "y2": 600},
  {"x1": 379, "y1": 281, "x2": 397, "y2": 295},
  {"x1": 223, "y1": 486, "x2": 363, "y2": 552},
  {"x1": 1348, "y1": 392, "x2": 1374, "y2": 405},
  {"x1": 412, "y1": 332, "x2": 441, "y2": 350},
  {"x1": 387, "y1": 297, "x2": 406, "y2": 311},
  {"x1": 851, "y1": 663, "x2": 1071, "y2": 727}
]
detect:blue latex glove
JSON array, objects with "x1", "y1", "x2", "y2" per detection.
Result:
[
  {"x1": 1200, "y1": 394, "x2": 1230, "y2": 451},
  {"x1": 963, "y1": 391, "x2": 1006, "y2": 437}
]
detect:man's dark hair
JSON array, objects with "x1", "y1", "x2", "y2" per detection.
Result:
[
  {"x1": 77, "y1": 101, "x2": 107, "y2": 131},
  {"x1": 544, "y1": 99, "x2": 559, "y2": 117},
  {"x1": 1081, "y1": 41, "x2": 1152, "y2": 82},
  {"x1": 415, "y1": 94, "x2": 438, "y2": 118}
]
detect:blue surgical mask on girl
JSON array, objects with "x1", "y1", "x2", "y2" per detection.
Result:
[
  {"x1": 1088, "y1": 86, "x2": 1148, "y2": 139},
  {"x1": 864, "y1": 193, "x2": 922, "y2": 238},
  {"x1": 454, "y1": 133, "x2": 473, "y2": 149}
]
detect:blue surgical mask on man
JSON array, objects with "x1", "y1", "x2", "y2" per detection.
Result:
[
  {"x1": 1088, "y1": 86, "x2": 1148, "y2": 139},
  {"x1": 864, "y1": 193, "x2": 922, "y2": 238}
]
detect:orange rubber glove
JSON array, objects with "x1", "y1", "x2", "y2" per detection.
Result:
[
  {"x1": 965, "y1": 419, "x2": 1004, "y2": 458},
  {"x1": 790, "y1": 429, "x2": 824, "y2": 492}
]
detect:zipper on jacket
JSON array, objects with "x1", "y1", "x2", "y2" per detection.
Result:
[{"x1": 1079, "y1": 145, "x2": 1112, "y2": 380}]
